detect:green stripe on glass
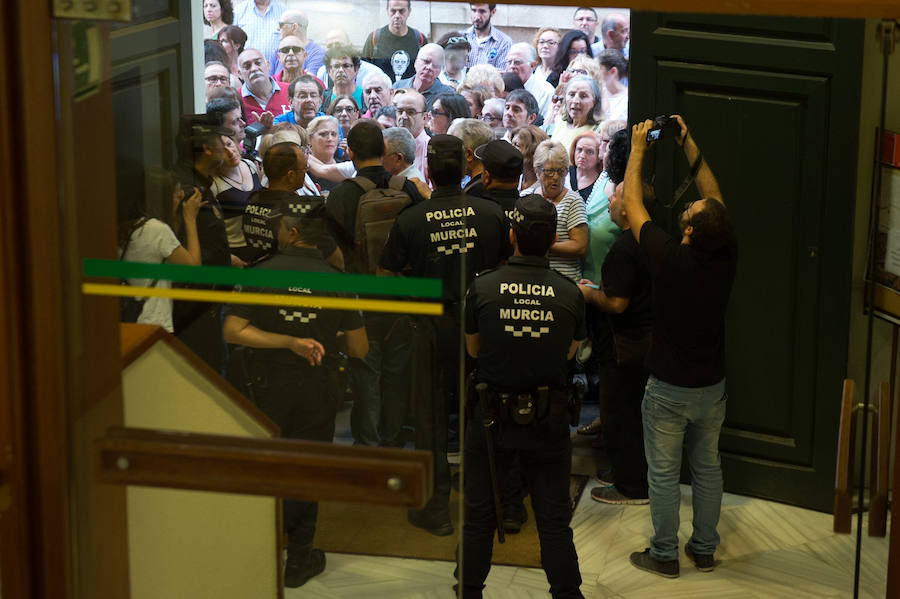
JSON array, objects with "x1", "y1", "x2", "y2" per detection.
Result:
[{"x1": 84, "y1": 259, "x2": 442, "y2": 298}]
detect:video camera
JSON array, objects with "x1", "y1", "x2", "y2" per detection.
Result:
[
  {"x1": 646, "y1": 115, "x2": 681, "y2": 143},
  {"x1": 242, "y1": 122, "x2": 266, "y2": 160}
]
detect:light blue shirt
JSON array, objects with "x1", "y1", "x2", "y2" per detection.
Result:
[{"x1": 233, "y1": 0, "x2": 286, "y2": 75}]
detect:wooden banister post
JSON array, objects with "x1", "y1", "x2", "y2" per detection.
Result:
[{"x1": 834, "y1": 378, "x2": 855, "y2": 534}]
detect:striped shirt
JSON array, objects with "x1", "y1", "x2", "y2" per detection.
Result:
[
  {"x1": 233, "y1": 0, "x2": 286, "y2": 75},
  {"x1": 549, "y1": 189, "x2": 588, "y2": 281},
  {"x1": 464, "y1": 25, "x2": 512, "y2": 69}
]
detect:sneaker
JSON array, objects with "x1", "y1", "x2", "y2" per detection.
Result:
[
  {"x1": 594, "y1": 468, "x2": 615, "y2": 487},
  {"x1": 284, "y1": 548, "x2": 326, "y2": 588},
  {"x1": 408, "y1": 506, "x2": 454, "y2": 536},
  {"x1": 630, "y1": 548, "x2": 679, "y2": 578},
  {"x1": 591, "y1": 486, "x2": 650, "y2": 505},
  {"x1": 502, "y1": 505, "x2": 528, "y2": 534},
  {"x1": 685, "y1": 544, "x2": 716, "y2": 572}
]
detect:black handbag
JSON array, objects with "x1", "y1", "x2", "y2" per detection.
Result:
[{"x1": 119, "y1": 220, "x2": 158, "y2": 323}]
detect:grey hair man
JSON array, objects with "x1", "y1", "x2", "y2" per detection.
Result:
[
  {"x1": 383, "y1": 126, "x2": 423, "y2": 180},
  {"x1": 362, "y1": 71, "x2": 395, "y2": 118},
  {"x1": 392, "y1": 43, "x2": 454, "y2": 108},
  {"x1": 278, "y1": 9, "x2": 325, "y2": 74},
  {"x1": 505, "y1": 42, "x2": 554, "y2": 119},
  {"x1": 597, "y1": 11, "x2": 630, "y2": 56},
  {"x1": 447, "y1": 117, "x2": 495, "y2": 197}
]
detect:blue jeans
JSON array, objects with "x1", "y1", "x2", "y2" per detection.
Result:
[{"x1": 642, "y1": 375, "x2": 727, "y2": 561}]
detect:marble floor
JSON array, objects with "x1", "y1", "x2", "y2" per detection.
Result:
[{"x1": 287, "y1": 480, "x2": 889, "y2": 598}]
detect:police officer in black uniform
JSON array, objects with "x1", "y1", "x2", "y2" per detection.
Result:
[
  {"x1": 223, "y1": 199, "x2": 368, "y2": 588},
  {"x1": 460, "y1": 194, "x2": 587, "y2": 599},
  {"x1": 379, "y1": 134, "x2": 510, "y2": 536},
  {"x1": 476, "y1": 139, "x2": 524, "y2": 223}
]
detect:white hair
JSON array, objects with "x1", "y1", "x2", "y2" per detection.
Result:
[{"x1": 509, "y1": 42, "x2": 537, "y2": 63}]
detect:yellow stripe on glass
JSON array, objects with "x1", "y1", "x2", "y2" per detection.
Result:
[{"x1": 82, "y1": 283, "x2": 444, "y2": 316}]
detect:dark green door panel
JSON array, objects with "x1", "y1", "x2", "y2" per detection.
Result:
[{"x1": 631, "y1": 13, "x2": 863, "y2": 511}]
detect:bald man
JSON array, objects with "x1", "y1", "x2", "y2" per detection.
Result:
[
  {"x1": 278, "y1": 9, "x2": 325, "y2": 75},
  {"x1": 392, "y1": 43, "x2": 454, "y2": 109}
]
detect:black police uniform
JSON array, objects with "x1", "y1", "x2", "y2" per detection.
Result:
[
  {"x1": 460, "y1": 200, "x2": 587, "y2": 598},
  {"x1": 380, "y1": 185, "x2": 510, "y2": 523},
  {"x1": 172, "y1": 161, "x2": 231, "y2": 374},
  {"x1": 226, "y1": 245, "x2": 364, "y2": 557}
]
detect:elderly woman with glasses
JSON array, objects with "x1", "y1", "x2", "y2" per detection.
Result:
[
  {"x1": 328, "y1": 95, "x2": 361, "y2": 158},
  {"x1": 550, "y1": 75, "x2": 604, "y2": 154},
  {"x1": 545, "y1": 30, "x2": 592, "y2": 88},
  {"x1": 480, "y1": 97, "x2": 506, "y2": 139},
  {"x1": 428, "y1": 93, "x2": 470, "y2": 135},
  {"x1": 533, "y1": 140, "x2": 588, "y2": 281}
]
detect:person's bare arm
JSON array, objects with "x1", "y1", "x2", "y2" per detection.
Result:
[
  {"x1": 165, "y1": 188, "x2": 205, "y2": 266},
  {"x1": 465, "y1": 332, "x2": 481, "y2": 358},
  {"x1": 307, "y1": 154, "x2": 351, "y2": 182},
  {"x1": 551, "y1": 223, "x2": 588, "y2": 258},
  {"x1": 671, "y1": 114, "x2": 723, "y2": 205},
  {"x1": 567, "y1": 339, "x2": 580, "y2": 360},
  {"x1": 343, "y1": 326, "x2": 369, "y2": 358},
  {"x1": 223, "y1": 314, "x2": 325, "y2": 366},
  {"x1": 625, "y1": 121, "x2": 654, "y2": 242},
  {"x1": 577, "y1": 280, "x2": 630, "y2": 313}
]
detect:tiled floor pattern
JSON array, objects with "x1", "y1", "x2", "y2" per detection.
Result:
[{"x1": 287, "y1": 482, "x2": 889, "y2": 598}]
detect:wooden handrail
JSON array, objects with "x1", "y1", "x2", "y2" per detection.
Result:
[
  {"x1": 833, "y1": 378, "x2": 855, "y2": 534},
  {"x1": 96, "y1": 427, "x2": 433, "y2": 508},
  {"x1": 869, "y1": 381, "x2": 891, "y2": 536}
]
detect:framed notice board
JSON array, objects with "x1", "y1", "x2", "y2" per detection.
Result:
[{"x1": 869, "y1": 128, "x2": 900, "y2": 322}]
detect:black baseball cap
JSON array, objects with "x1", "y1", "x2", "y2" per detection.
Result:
[
  {"x1": 428, "y1": 134, "x2": 464, "y2": 158},
  {"x1": 178, "y1": 113, "x2": 234, "y2": 139},
  {"x1": 512, "y1": 194, "x2": 557, "y2": 232},
  {"x1": 474, "y1": 140, "x2": 523, "y2": 179}
]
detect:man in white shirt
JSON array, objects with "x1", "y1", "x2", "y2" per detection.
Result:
[{"x1": 233, "y1": 0, "x2": 286, "y2": 75}]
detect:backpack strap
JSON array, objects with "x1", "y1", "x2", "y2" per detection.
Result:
[
  {"x1": 387, "y1": 174, "x2": 407, "y2": 191},
  {"x1": 350, "y1": 176, "x2": 377, "y2": 192}
]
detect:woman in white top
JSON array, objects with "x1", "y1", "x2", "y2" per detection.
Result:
[
  {"x1": 118, "y1": 171, "x2": 204, "y2": 332},
  {"x1": 532, "y1": 27, "x2": 561, "y2": 83},
  {"x1": 533, "y1": 140, "x2": 588, "y2": 281}
]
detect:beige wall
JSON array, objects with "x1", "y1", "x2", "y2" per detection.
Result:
[
  {"x1": 847, "y1": 21, "x2": 900, "y2": 418},
  {"x1": 123, "y1": 342, "x2": 279, "y2": 599}
]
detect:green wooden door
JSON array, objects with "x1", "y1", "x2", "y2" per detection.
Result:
[{"x1": 630, "y1": 13, "x2": 863, "y2": 511}]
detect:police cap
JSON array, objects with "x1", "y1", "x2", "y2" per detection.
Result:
[
  {"x1": 474, "y1": 140, "x2": 523, "y2": 179},
  {"x1": 178, "y1": 112, "x2": 234, "y2": 139},
  {"x1": 512, "y1": 194, "x2": 557, "y2": 233},
  {"x1": 428, "y1": 134, "x2": 464, "y2": 159}
]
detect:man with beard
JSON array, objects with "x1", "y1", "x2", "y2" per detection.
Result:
[
  {"x1": 464, "y1": 3, "x2": 512, "y2": 69},
  {"x1": 392, "y1": 44, "x2": 453, "y2": 110},
  {"x1": 238, "y1": 48, "x2": 290, "y2": 125},
  {"x1": 363, "y1": 0, "x2": 428, "y2": 82}
]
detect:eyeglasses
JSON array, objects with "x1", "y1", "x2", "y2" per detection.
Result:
[
  {"x1": 279, "y1": 46, "x2": 305, "y2": 54},
  {"x1": 394, "y1": 107, "x2": 424, "y2": 117},
  {"x1": 574, "y1": 16, "x2": 598, "y2": 22},
  {"x1": 446, "y1": 36, "x2": 468, "y2": 45},
  {"x1": 506, "y1": 59, "x2": 526, "y2": 67},
  {"x1": 566, "y1": 68, "x2": 589, "y2": 76},
  {"x1": 430, "y1": 110, "x2": 449, "y2": 118},
  {"x1": 205, "y1": 75, "x2": 229, "y2": 84},
  {"x1": 567, "y1": 48, "x2": 589, "y2": 56},
  {"x1": 537, "y1": 166, "x2": 567, "y2": 178},
  {"x1": 331, "y1": 62, "x2": 355, "y2": 70},
  {"x1": 551, "y1": 95, "x2": 563, "y2": 103},
  {"x1": 277, "y1": 21, "x2": 297, "y2": 27},
  {"x1": 537, "y1": 38, "x2": 559, "y2": 46},
  {"x1": 333, "y1": 106, "x2": 359, "y2": 114},
  {"x1": 300, "y1": 144, "x2": 312, "y2": 156}
]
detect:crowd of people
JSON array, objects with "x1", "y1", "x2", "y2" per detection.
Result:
[{"x1": 118, "y1": 2, "x2": 738, "y2": 597}]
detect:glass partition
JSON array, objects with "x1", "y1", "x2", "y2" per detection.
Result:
[{"x1": 49, "y1": 1, "x2": 891, "y2": 597}]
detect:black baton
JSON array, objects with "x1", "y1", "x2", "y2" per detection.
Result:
[{"x1": 476, "y1": 382, "x2": 505, "y2": 544}]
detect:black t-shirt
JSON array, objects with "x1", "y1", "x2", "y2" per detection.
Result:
[
  {"x1": 363, "y1": 25, "x2": 427, "y2": 82},
  {"x1": 465, "y1": 255, "x2": 587, "y2": 391},
  {"x1": 379, "y1": 187, "x2": 511, "y2": 302},
  {"x1": 601, "y1": 228, "x2": 652, "y2": 339},
  {"x1": 640, "y1": 219, "x2": 738, "y2": 387},
  {"x1": 242, "y1": 188, "x2": 337, "y2": 266},
  {"x1": 226, "y1": 246, "x2": 364, "y2": 369}
]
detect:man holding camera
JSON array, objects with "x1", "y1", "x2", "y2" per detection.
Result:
[
  {"x1": 459, "y1": 194, "x2": 586, "y2": 598},
  {"x1": 623, "y1": 116, "x2": 737, "y2": 578}
]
